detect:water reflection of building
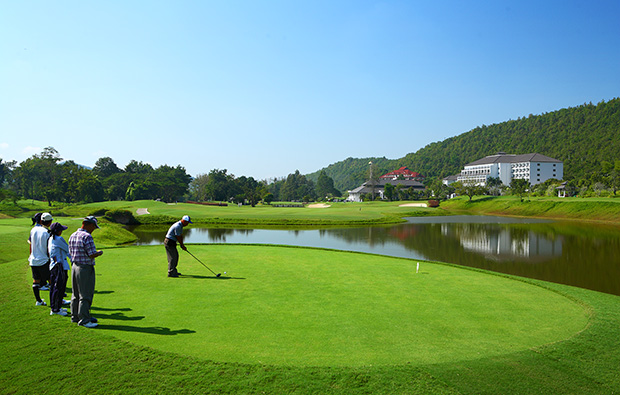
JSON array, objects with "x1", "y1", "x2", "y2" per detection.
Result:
[{"x1": 442, "y1": 224, "x2": 562, "y2": 261}]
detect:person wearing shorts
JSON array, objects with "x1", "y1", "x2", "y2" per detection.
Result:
[{"x1": 28, "y1": 212, "x2": 52, "y2": 306}]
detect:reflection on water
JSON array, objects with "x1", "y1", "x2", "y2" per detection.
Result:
[
  {"x1": 129, "y1": 216, "x2": 620, "y2": 296},
  {"x1": 442, "y1": 223, "x2": 562, "y2": 261}
]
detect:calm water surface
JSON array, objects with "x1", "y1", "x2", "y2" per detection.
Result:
[{"x1": 131, "y1": 215, "x2": 620, "y2": 296}]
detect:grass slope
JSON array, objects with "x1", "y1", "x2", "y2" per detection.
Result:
[
  {"x1": 5, "y1": 197, "x2": 620, "y2": 227},
  {"x1": 4, "y1": 199, "x2": 445, "y2": 226},
  {"x1": 441, "y1": 196, "x2": 620, "y2": 223}
]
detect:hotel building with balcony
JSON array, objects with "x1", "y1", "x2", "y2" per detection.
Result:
[{"x1": 456, "y1": 152, "x2": 563, "y2": 186}]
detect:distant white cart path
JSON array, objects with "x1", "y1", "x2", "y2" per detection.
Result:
[
  {"x1": 398, "y1": 203, "x2": 427, "y2": 207},
  {"x1": 136, "y1": 208, "x2": 150, "y2": 215}
]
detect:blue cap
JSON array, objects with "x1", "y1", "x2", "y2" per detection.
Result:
[{"x1": 50, "y1": 222, "x2": 68, "y2": 235}]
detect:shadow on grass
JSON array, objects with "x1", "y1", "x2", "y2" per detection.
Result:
[
  {"x1": 94, "y1": 290, "x2": 114, "y2": 294},
  {"x1": 91, "y1": 306, "x2": 132, "y2": 312},
  {"x1": 92, "y1": 312, "x2": 145, "y2": 321},
  {"x1": 97, "y1": 324, "x2": 196, "y2": 336},
  {"x1": 180, "y1": 274, "x2": 246, "y2": 280}
]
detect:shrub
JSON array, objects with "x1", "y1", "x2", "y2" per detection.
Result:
[
  {"x1": 103, "y1": 209, "x2": 139, "y2": 225},
  {"x1": 89, "y1": 208, "x2": 108, "y2": 216},
  {"x1": 427, "y1": 200, "x2": 440, "y2": 207}
]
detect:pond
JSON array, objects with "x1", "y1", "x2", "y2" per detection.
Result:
[{"x1": 130, "y1": 215, "x2": 620, "y2": 296}]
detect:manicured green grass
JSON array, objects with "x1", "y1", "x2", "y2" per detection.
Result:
[
  {"x1": 4, "y1": 199, "x2": 445, "y2": 226},
  {"x1": 90, "y1": 245, "x2": 587, "y2": 367},
  {"x1": 5, "y1": 196, "x2": 620, "y2": 227},
  {"x1": 2, "y1": 217, "x2": 620, "y2": 393},
  {"x1": 441, "y1": 195, "x2": 620, "y2": 223}
]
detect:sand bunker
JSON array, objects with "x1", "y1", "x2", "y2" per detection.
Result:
[
  {"x1": 307, "y1": 203, "x2": 331, "y2": 208},
  {"x1": 398, "y1": 203, "x2": 427, "y2": 207},
  {"x1": 136, "y1": 208, "x2": 150, "y2": 215}
]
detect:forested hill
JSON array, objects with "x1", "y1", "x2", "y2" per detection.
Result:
[
  {"x1": 397, "y1": 98, "x2": 620, "y2": 181},
  {"x1": 309, "y1": 98, "x2": 620, "y2": 192},
  {"x1": 306, "y1": 156, "x2": 398, "y2": 194}
]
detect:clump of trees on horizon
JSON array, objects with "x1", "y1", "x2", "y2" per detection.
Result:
[
  {"x1": 0, "y1": 148, "x2": 342, "y2": 205},
  {"x1": 0, "y1": 147, "x2": 192, "y2": 204}
]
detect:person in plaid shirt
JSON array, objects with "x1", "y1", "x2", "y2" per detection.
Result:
[{"x1": 68, "y1": 216, "x2": 103, "y2": 328}]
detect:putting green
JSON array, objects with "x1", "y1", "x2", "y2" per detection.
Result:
[{"x1": 91, "y1": 245, "x2": 588, "y2": 367}]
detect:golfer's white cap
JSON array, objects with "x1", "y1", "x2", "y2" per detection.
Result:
[
  {"x1": 41, "y1": 212, "x2": 53, "y2": 222},
  {"x1": 182, "y1": 215, "x2": 192, "y2": 223}
]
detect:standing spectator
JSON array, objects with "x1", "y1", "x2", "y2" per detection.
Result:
[
  {"x1": 28, "y1": 212, "x2": 53, "y2": 306},
  {"x1": 68, "y1": 216, "x2": 103, "y2": 328},
  {"x1": 164, "y1": 215, "x2": 192, "y2": 277},
  {"x1": 48, "y1": 222, "x2": 71, "y2": 316}
]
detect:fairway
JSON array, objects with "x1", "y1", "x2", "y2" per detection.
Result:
[{"x1": 91, "y1": 245, "x2": 588, "y2": 367}]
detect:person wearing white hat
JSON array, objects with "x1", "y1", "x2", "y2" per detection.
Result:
[
  {"x1": 164, "y1": 215, "x2": 192, "y2": 277},
  {"x1": 28, "y1": 212, "x2": 53, "y2": 306}
]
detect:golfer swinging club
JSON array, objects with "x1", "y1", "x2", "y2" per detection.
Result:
[{"x1": 165, "y1": 215, "x2": 192, "y2": 277}]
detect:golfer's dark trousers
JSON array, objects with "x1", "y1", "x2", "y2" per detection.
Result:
[
  {"x1": 49, "y1": 264, "x2": 67, "y2": 312},
  {"x1": 165, "y1": 238, "x2": 179, "y2": 275}
]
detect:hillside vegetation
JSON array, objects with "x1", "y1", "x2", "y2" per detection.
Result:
[
  {"x1": 311, "y1": 98, "x2": 620, "y2": 191},
  {"x1": 306, "y1": 156, "x2": 398, "y2": 194}
]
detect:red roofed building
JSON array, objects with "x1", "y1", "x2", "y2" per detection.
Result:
[{"x1": 379, "y1": 167, "x2": 424, "y2": 181}]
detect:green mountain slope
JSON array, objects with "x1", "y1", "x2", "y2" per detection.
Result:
[
  {"x1": 310, "y1": 98, "x2": 620, "y2": 192},
  {"x1": 306, "y1": 157, "x2": 398, "y2": 194}
]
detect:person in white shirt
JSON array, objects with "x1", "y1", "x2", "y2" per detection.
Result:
[{"x1": 28, "y1": 212, "x2": 53, "y2": 306}]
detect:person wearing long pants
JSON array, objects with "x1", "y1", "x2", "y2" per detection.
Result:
[
  {"x1": 68, "y1": 216, "x2": 103, "y2": 328},
  {"x1": 71, "y1": 264, "x2": 96, "y2": 324}
]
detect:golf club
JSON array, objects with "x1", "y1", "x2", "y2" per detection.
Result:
[{"x1": 186, "y1": 250, "x2": 221, "y2": 277}]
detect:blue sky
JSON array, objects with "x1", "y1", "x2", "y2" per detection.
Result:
[{"x1": 1, "y1": 1, "x2": 619, "y2": 180}]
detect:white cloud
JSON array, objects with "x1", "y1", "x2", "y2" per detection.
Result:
[{"x1": 0, "y1": 143, "x2": 8, "y2": 150}]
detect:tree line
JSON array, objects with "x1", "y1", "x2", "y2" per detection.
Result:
[
  {"x1": 0, "y1": 147, "x2": 192, "y2": 204},
  {"x1": 0, "y1": 147, "x2": 341, "y2": 205}
]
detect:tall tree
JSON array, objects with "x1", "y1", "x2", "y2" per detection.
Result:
[
  {"x1": 125, "y1": 160, "x2": 153, "y2": 174},
  {"x1": 93, "y1": 157, "x2": 121, "y2": 178},
  {"x1": 236, "y1": 176, "x2": 262, "y2": 206},
  {"x1": 510, "y1": 179, "x2": 530, "y2": 202},
  {"x1": 13, "y1": 147, "x2": 63, "y2": 203},
  {"x1": 281, "y1": 170, "x2": 316, "y2": 202},
  {"x1": 454, "y1": 180, "x2": 486, "y2": 201},
  {"x1": 205, "y1": 169, "x2": 235, "y2": 201},
  {"x1": 383, "y1": 183, "x2": 395, "y2": 201},
  {"x1": 315, "y1": 171, "x2": 341, "y2": 199},
  {"x1": 188, "y1": 173, "x2": 210, "y2": 201},
  {"x1": 151, "y1": 165, "x2": 192, "y2": 202}
]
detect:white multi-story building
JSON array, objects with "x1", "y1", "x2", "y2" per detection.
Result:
[{"x1": 457, "y1": 152, "x2": 563, "y2": 186}]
